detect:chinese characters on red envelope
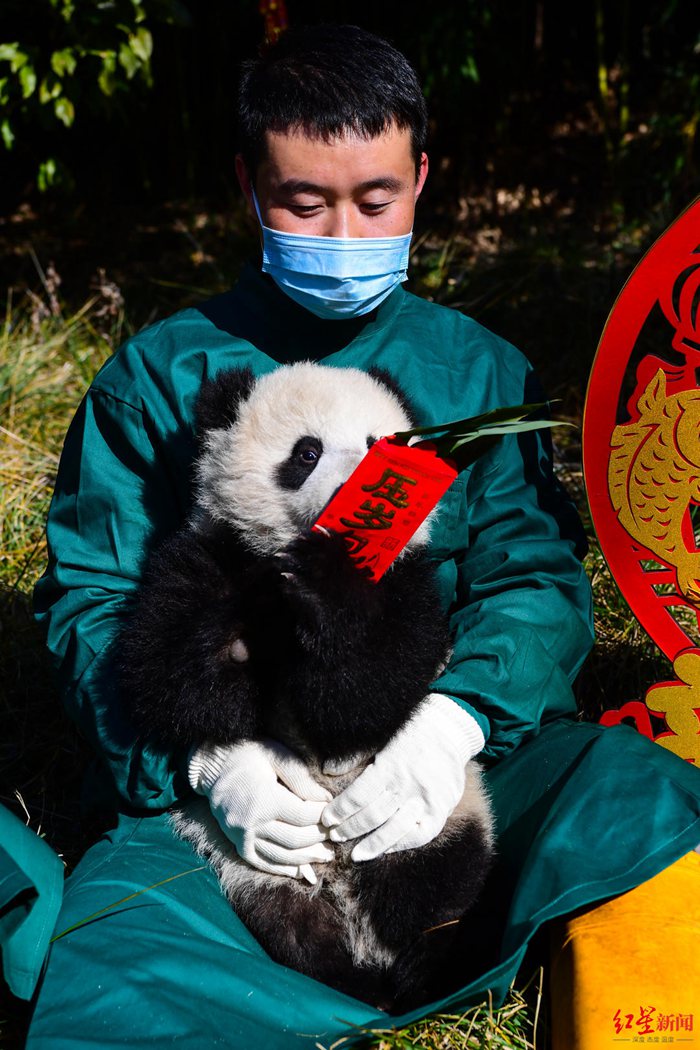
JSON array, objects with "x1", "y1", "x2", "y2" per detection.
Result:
[{"x1": 313, "y1": 437, "x2": 457, "y2": 581}]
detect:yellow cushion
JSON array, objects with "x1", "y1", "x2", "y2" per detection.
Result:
[{"x1": 550, "y1": 851, "x2": 700, "y2": 1049}]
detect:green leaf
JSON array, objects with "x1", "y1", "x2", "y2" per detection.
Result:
[
  {"x1": 460, "y1": 55, "x2": 480, "y2": 83},
  {"x1": 10, "y1": 50, "x2": 28, "y2": 75},
  {"x1": 452, "y1": 419, "x2": 571, "y2": 443},
  {"x1": 39, "y1": 74, "x2": 62, "y2": 104},
  {"x1": 0, "y1": 42, "x2": 22, "y2": 63},
  {"x1": 50, "y1": 48, "x2": 77, "y2": 77},
  {"x1": 0, "y1": 76, "x2": 9, "y2": 106},
  {"x1": 1, "y1": 117, "x2": 14, "y2": 150},
  {"x1": 54, "y1": 96, "x2": 75, "y2": 127},
  {"x1": 129, "y1": 27, "x2": 153, "y2": 64},
  {"x1": 393, "y1": 402, "x2": 551, "y2": 443},
  {"x1": 130, "y1": 0, "x2": 147, "y2": 24},
  {"x1": 98, "y1": 52, "x2": 117, "y2": 96},
  {"x1": 37, "y1": 157, "x2": 58, "y2": 192},
  {"x1": 447, "y1": 419, "x2": 569, "y2": 460},
  {"x1": 18, "y1": 62, "x2": 36, "y2": 99},
  {"x1": 439, "y1": 434, "x2": 500, "y2": 468},
  {"x1": 392, "y1": 403, "x2": 572, "y2": 473},
  {"x1": 118, "y1": 42, "x2": 140, "y2": 79}
]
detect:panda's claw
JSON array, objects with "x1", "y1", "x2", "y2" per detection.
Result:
[
  {"x1": 282, "y1": 531, "x2": 359, "y2": 589},
  {"x1": 227, "y1": 637, "x2": 250, "y2": 664}
]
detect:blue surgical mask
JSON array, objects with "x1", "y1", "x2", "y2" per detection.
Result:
[{"x1": 252, "y1": 189, "x2": 412, "y2": 320}]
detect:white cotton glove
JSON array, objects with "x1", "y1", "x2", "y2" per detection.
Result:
[
  {"x1": 189, "y1": 738, "x2": 335, "y2": 884},
  {"x1": 321, "y1": 693, "x2": 485, "y2": 862}
]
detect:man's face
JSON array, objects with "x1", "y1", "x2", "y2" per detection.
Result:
[{"x1": 236, "y1": 123, "x2": 428, "y2": 239}]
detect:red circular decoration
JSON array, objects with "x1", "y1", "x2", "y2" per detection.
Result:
[{"x1": 583, "y1": 198, "x2": 700, "y2": 663}]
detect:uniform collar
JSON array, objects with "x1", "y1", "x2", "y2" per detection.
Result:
[{"x1": 198, "y1": 261, "x2": 406, "y2": 364}]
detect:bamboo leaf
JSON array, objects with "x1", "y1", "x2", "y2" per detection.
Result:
[
  {"x1": 394, "y1": 404, "x2": 572, "y2": 473},
  {"x1": 393, "y1": 401, "x2": 552, "y2": 442},
  {"x1": 460, "y1": 419, "x2": 571, "y2": 440}
]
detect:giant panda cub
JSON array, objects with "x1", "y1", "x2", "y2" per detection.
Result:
[{"x1": 120, "y1": 362, "x2": 494, "y2": 1011}]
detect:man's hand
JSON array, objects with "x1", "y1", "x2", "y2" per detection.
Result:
[
  {"x1": 321, "y1": 693, "x2": 485, "y2": 862},
  {"x1": 189, "y1": 739, "x2": 334, "y2": 883}
]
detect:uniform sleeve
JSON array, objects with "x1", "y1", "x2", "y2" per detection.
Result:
[
  {"x1": 34, "y1": 382, "x2": 191, "y2": 810},
  {"x1": 431, "y1": 368, "x2": 595, "y2": 761}
]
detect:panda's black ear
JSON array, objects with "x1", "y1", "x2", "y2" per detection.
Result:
[
  {"x1": 194, "y1": 367, "x2": 256, "y2": 441},
  {"x1": 367, "y1": 367, "x2": 417, "y2": 426}
]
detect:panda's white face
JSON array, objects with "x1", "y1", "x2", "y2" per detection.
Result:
[{"x1": 195, "y1": 362, "x2": 431, "y2": 555}]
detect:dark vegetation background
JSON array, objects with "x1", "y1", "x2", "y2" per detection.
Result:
[
  {"x1": 1, "y1": 1, "x2": 698, "y2": 1045},
  {"x1": 2, "y1": 0, "x2": 698, "y2": 380}
]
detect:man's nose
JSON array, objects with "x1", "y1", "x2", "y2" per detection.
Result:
[{"x1": 324, "y1": 205, "x2": 361, "y2": 239}]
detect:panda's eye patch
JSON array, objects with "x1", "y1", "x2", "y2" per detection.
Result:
[{"x1": 275, "y1": 436, "x2": 324, "y2": 491}]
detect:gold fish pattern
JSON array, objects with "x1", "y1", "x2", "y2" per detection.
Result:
[
  {"x1": 608, "y1": 368, "x2": 700, "y2": 605},
  {"x1": 645, "y1": 650, "x2": 700, "y2": 764}
]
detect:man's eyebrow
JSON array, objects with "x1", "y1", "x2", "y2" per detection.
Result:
[
  {"x1": 356, "y1": 176, "x2": 405, "y2": 194},
  {"x1": 277, "y1": 179, "x2": 326, "y2": 196},
  {"x1": 277, "y1": 176, "x2": 405, "y2": 196}
]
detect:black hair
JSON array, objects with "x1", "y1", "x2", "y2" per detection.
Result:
[{"x1": 237, "y1": 24, "x2": 428, "y2": 179}]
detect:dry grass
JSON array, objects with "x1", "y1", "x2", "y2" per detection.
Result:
[
  {"x1": 323, "y1": 970, "x2": 546, "y2": 1049},
  {"x1": 0, "y1": 271, "x2": 128, "y2": 1048},
  {"x1": 0, "y1": 271, "x2": 123, "y2": 862},
  {"x1": 0, "y1": 266, "x2": 122, "y2": 590}
]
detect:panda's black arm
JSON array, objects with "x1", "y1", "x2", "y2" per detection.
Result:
[
  {"x1": 278, "y1": 532, "x2": 450, "y2": 760},
  {"x1": 118, "y1": 524, "x2": 265, "y2": 751}
]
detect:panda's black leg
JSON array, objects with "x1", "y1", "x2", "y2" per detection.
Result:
[
  {"x1": 351, "y1": 818, "x2": 493, "y2": 1011},
  {"x1": 236, "y1": 881, "x2": 390, "y2": 1007}
]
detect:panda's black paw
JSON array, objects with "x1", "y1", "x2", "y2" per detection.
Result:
[
  {"x1": 277, "y1": 529, "x2": 373, "y2": 634},
  {"x1": 278, "y1": 528, "x2": 363, "y2": 593}
]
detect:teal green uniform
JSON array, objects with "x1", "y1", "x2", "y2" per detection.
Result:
[{"x1": 22, "y1": 266, "x2": 700, "y2": 1047}]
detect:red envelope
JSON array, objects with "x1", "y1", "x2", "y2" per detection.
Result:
[{"x1": 313, "y1": 437, "x2": 457, "y2": 582}]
